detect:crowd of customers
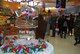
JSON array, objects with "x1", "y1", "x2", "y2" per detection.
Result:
[
  {"x1": 36, "y1": 12, "x2": 80, "y2": 45},
  {"x1": 36, "y1": 13, "x2": 75, "y2": 39}
]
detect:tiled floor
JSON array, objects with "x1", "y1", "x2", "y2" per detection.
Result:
[{"x1": 45, "y1": 35, "x2": 80, "y2": 54}]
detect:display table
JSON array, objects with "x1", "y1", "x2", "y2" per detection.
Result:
[
  {"x1": 0, "y1": 39, "x2": 54, "y2": 54},
  {"x1": 34, "y1": 42, "x2": 54, "y2": 54}
]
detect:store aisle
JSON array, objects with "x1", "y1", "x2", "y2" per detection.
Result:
[{"x1": 45, "y1": 35, "x2": 80, "y2": 54}]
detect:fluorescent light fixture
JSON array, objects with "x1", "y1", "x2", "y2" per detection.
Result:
[
  {"x1": 45, "y1": 8, "x2": 49, "y2": 10},
  {"x1": 45, "y1": 7, "x2": 57, "y2": 10},
  {"x1": 52, "y1": 7, "x2": 56, "y2": 9}
]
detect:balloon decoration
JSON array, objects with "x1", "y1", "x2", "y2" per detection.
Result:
[
  {"x1": 20, "y1": 9, "x2": 35, "y2": 17},
  {"x1": 59, "y1": 6, "x2": 63, "y2": 14},
  {"x1": 57, "y1": 6, "x2": 63, "y2": 14},
  {"x1": 57, "y1": 1, "x2": 63, "y2": 14}
]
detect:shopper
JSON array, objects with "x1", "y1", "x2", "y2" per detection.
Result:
[
  {"x1": 35, "y1": 14, "x2": 47, "y2": 39},
  {"x1": 0, "y1": 35, "x2": 3, "y2": 46},
  {"x1": 46, "y1": 14, "x2": 51, "y2": 36},
  {"x1": 63, "y1": 16, "x2": 68, "y2": 39},
  {"x1": 66, "y1": 15, "x2": 70, "y2": 34},
  {"x1": 49, "y1": 14, "x2": 57, "y2": 37},
  {"x1": 74, "y1": 12, "x2": 80, "y2": 45},
  {"x1": 58, "y1": 15, "x2": 64, "y2": 38},
  {"x1": 68, "y1": 14, "x2": 74, "y2": 36}
]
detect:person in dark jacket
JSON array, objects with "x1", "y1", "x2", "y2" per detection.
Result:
[
  {"x1": 49, "y1": 14, "x2": 57, "y2": 37},
  {"x1": 74, "y1": 13, "x2": 80, "y2": 45},
  {"x1": 58, "y1": 15, "x2": 64, "y2": 38},
  {"x1": 35, "y1": 14, "x2": 47, "y2": 39},
  {"x1": 66, "y1": 16, "x2": 70, "y2": 34},
  {"x1": 63, "y1": 17, "x2": 68, "y2": 39},
  {"x1": 0, "y1": 36, "x2": 2, "y2": 46},
  {"x1": 68, "y1": 14, "x2": 74, "y2": 36}
]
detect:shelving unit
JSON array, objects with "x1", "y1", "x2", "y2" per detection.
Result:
[{"x1": 0, "y1": 0, "x2": 2, "y2": 11}]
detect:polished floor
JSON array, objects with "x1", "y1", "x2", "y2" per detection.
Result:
[{"x1": 45, "y1": 34, "x2": 80, "y2": 54}]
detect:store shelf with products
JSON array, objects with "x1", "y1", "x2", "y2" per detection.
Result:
[{"x1": 0, "y1": 0, "x2": 2, "y2": 11}]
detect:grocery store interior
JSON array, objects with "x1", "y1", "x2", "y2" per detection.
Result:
[{"x1": 0, "y1": 0, "x2": 80, "y2": 54}]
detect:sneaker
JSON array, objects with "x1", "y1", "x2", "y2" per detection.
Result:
[
  {"x1": 60, "y1": 36, "x2": 63, "y2": 38},
  {"x1": 64, "y1": 37, "x2": 66, "y2": 39},
  {"x1": 74, "y1": 42, "x2": 77, "y2": 46},
  {"x1": 70, "y1": 33, "x2": 72, "y2": 36},
  {"x1": 78, "y1": 41, "x2": 80, "y2": 44},
  {"x1": 51, "y1": 36, "x2": 55, "y2": 37}
]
